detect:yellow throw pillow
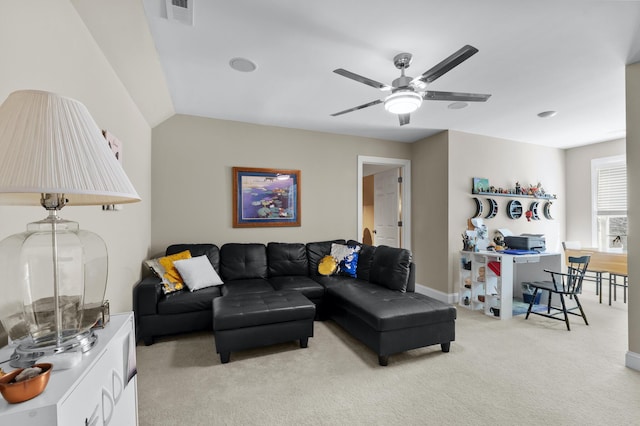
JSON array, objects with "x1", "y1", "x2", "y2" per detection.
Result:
[
  {"x1": 158, "y1": 250, "x2": 192, "y2": 289},
  {"x1": 145, "y1": 250, "x2": 192, "y2": 293},
  {"x1": 318, "y1": 255, "x2": 338, "y2": 276}
]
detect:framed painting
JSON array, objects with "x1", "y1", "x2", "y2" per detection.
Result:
[{"x1": 232, "y1": 167, "x2": 301, "y2": 227}]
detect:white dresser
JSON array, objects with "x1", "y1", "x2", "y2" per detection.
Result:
[{"x1": 0, "y1": 312, "x2": 138, "y2": 425}]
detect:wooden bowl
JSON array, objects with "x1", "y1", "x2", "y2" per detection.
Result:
[{"x1": 0, "y1": 363, "x2": 52, "y2": 404}]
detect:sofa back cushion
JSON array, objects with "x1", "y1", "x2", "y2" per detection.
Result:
[
  {"x1": 220, "y1": 243, "x2": 268, "y2": 281},
  {"x1": 347, "y1": 240, "x2": 377, "y2": 282},
  {"x1": 369, "y1": 245, "x2": 412, "y2": 292},
  {"x1": 166, "y1": 243, "x2": 220, "y2": 273},
  {"x1": 306, "y1": 239, "x2": 346, "y2": 276},
  {"x1": 267, "y1": 243, "x2": 308, "y2": 277}
]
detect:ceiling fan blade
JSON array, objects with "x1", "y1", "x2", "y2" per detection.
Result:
[
  {"x1": 414, "y1": 45, "x2": 479, "y2": 84},
  {"x1": 398, "y1": 114, "x2": 410, "y2": 126},
  {"x1": 331, "y1": 99, "x2": 383, "y2": 117},
  {"x1": 424, "y1": 91, "x2": 491, "y2": 102},
  {"x1": 334, "y1": 69, "x2": 391, "y2": 91}
]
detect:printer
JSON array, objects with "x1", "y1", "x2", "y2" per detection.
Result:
[{"x1": 504, "y1": 234, "x2": 546, "y2": 251}]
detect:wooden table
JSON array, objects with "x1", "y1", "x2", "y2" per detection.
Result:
[{"x1": 564, "y1": 248, "x2": 628, "y2": 304}]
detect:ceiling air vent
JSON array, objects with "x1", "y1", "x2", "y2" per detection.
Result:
[{"x1": 165, "y1": 0, "x2": 194, "y2": 26}]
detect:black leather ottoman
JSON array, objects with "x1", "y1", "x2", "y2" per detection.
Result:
[{"x1": 212, "y1": 291, "x2": 316, "y2": 363}]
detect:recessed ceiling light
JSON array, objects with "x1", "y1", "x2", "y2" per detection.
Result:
[
  {"x1": 537, "y1": 110, "x2": 557, "y2": 118},
  {"x1": 448, "y1": 102, "x2": 468, "y2": 110},
  {"x1": 229, "y1": 57, "x2": 257, "y2": 72}
]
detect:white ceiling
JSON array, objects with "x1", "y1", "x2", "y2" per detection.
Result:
[{"x1": 141, "y1": 0, "x2": 640, "y2": 148}]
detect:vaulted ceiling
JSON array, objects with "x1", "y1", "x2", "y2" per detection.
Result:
[{"x1": 76, "y1": 1, "x2": 640, "y2": 148}]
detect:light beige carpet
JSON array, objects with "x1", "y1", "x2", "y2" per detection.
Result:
[{"x1": 136, "y1": 290, "x2": 639, "y2": 425}]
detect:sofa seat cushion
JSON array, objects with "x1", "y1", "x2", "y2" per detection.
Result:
[
  {"x1": 327, "y1": 281, "x2": 456, "y2": 332},
  {"x1": 213, "y1": 291, "x2": 316, "y2": 331},
  {"x1": 310, "y1": 274, "x2": 355, "y2": 291},
  {"x1": 157, "y1": 286, "x2": 222, "y2": 315},
  {"x1": 268, "y1": 276, "x2": 325, "y2": 299},
  {"x1": 221, "y1": 278, "x2": 275, "y2": 296}
]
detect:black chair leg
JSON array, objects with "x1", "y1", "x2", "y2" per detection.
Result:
[
  {"x1": 574, "y1": 295, "x2": 589, "y2": 326},
  {"x1": 559, "y1": 294, "x2": 570, "y2": 331}
]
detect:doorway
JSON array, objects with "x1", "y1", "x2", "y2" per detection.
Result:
[{"x1": 358, "y1": 156, "x2": 411, "y2": 249}]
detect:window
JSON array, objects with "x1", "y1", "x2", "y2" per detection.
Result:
[{"x1": 592, "y1": 155, "x2": 627, "y2": 250}]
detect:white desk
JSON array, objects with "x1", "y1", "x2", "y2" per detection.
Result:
[
  {"x1": 0, "y1": 312, "x2": 138, "y2": 425},
  {"x1": 459, "y1": 251, "x2": 562, "y2": 319}
]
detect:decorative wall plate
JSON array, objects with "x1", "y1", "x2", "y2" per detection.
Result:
[
  {"x1": 507, "y1": 200, "x2": 522, "y2": 219},
  {"x1": 543, "y1": 201, "x2": 553, "y2": 220},
  {"x1": 529, "y1": 201, "x2": 540, "y2": 220},
  {"x1": 485, "y1": 198, "x2": 498, "y2": 219},
  {"x1": 472, "y1": 197, "x2": 484, "y2": 218}
]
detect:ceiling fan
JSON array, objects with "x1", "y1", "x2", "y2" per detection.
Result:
[{"x1": 331, "y1": 45, "x2": 491, "y2": 126}]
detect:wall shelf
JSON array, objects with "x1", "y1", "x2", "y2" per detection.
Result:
[{"x1": 473, "y1": 191, "x2": 556, "y2": 200}]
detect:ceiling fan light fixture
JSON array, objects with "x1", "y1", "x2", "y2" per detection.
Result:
[{"x1": 384, "y1": 91, "x2": 422, "y2": 115}]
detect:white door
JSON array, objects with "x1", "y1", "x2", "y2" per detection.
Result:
[{"x1": 373, "y1": 168, "x2": 400, "y2": 247}]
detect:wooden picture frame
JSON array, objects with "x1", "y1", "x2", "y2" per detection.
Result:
[{"x1": 232, "y1": 167, "x2": 301, "y2": 228}]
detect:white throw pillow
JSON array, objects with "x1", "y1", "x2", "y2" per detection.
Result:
[{"x1": 173, "y1": 255, "x2": 223, "y2": 292}]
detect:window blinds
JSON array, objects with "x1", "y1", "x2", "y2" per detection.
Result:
[{"x1": 597, "y1": 164, "x2": 627, "y2": 215}]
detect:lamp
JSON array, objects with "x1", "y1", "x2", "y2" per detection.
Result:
[
  {"x1": 0, "y1": 90, "x2": 140, "y2": 367},
  {"x1": 384, "y1": 90, "x2": 423, "y2": 115}
]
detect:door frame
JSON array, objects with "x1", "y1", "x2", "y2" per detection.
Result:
[{"x1": 357, "y1": 156, "x2": 411, "y2": 250}]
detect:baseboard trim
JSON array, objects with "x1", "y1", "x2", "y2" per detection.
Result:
[
  {"x1": 626, "y1": 350, "x2": 640, "y2": 371},
  {"x1": 415, "y1": 284, "x2": 457, "y2": 304}
]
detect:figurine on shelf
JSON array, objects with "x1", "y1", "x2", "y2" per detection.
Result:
[
  {"x1": 462, "y1": 233, "x2": 475, "y2": 251},
  {"x1": 515, "y1": 181, "x2": 521, "y2": 195},
  {"x1": 477, "y1": 266, "x2": 486, "y2": 282}
]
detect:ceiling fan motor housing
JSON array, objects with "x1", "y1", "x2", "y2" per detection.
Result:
[{"x1": 392, "y1": 75, "x2": 413, "y2": 90}]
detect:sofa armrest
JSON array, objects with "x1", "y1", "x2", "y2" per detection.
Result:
[
  {"x1": 406, "y1": 262, "x2": 416, "y2": 293},
  {"x1": 133, "y1": 275, "x2": 163, "y2": 316}
]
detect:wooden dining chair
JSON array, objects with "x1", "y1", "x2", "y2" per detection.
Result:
[{"x1": 524, "y1": 255, "x2": 590, "y2": 331}]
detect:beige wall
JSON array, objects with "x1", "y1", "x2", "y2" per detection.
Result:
[
  {"x1": 626, "y1": 63, "x2": 640, "y2": 369},
  {"x1": 412, "y1": 130, "x2": 565, "y2": 297},
  {"x1": 565, "y1": 138, "x2": 626, "y2": 246},
  {"x1": 0, "y1": 0, "x2": 152, "y2": 315},
  {"x1": 410, "y1": 131, "x2": 450, "y2": 296},
  {"x1": 150, "y1": 115, "x2": 411, "y2": 254}
]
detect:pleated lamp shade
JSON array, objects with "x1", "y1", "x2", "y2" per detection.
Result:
[{"x1": 0, "y1": 90, "x2": 140, "y2": 205}]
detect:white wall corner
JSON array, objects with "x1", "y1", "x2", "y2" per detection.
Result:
[
  {"x1": 625, "y1": 351, "x2": 640, "y2": 372},
  {"x1": 415, "y1": 283, "x2": 457, "y2": 304}
]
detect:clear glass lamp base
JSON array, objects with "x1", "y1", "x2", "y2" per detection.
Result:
[{"x1": 9, "y1": 329, "x2": 98, "y2": 368}]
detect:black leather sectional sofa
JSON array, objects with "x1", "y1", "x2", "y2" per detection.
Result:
[{"x1": 133, "y1": 239, "x2": 456, "y2": 366}]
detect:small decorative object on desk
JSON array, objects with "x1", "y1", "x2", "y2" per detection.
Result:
[{"x1": 0, "y1": 363, "x2": 52, "y2": 404}]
